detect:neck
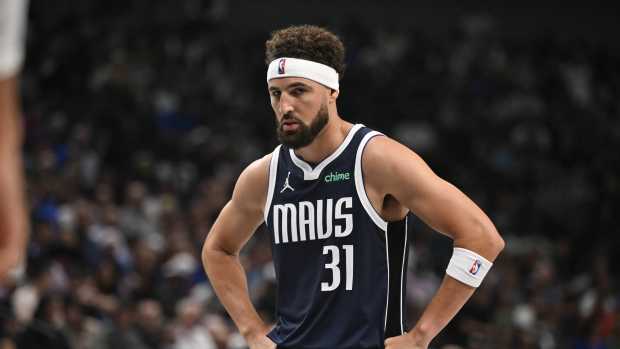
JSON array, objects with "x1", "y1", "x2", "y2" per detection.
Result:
[{"x1": 293, "y1": 115, "x2": 353, "y2": 164}]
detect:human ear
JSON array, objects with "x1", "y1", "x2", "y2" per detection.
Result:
[{"x1": 329, "y1": 89, "x2": 339, "y2": 103}]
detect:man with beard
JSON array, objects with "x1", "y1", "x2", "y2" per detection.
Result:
[{"x1": 202, "y1": 25, "x2": 505, "y2": 349}]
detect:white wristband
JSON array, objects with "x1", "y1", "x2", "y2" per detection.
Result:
[
  {"x1": 446, "y1": 247, "x2": 493, "y2": 288},
  {"x1": 0, "y1": 0, "x2": 28, "y2": 79}
]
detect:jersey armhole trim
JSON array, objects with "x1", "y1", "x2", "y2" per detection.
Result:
[
  {"x1": 354, "y1": 131, "x2": 388, "y2": 232},
  {"x1": 400, "y1": 215, "x2": 408, "y2": 334},
  {"x1": 264, "y1": 145, "x2": 281, "y2": 224},
  {"x1": 384, "y1": 227, "x2": 390, "y2": 331}
]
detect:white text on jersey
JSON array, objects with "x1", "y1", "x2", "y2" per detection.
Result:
[{"x1": 272, "y1": 197, "x2": 353, "y2": 244}]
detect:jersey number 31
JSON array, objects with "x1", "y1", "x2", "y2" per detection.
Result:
[{"x1": 321, "y1": 245, "x2": 353, "y2": 291}]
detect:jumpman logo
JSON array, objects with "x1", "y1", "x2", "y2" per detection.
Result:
[{"x1": 280, "y1": 171, "x2": 294, "y2": 193}]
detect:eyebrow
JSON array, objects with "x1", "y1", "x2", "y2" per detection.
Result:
[
  {"x1": 287, "y1": 82, "x2": 311, "y2": 89},
  {"x1": 268, "y1": 82, "x2": 312, "y2": 92}
]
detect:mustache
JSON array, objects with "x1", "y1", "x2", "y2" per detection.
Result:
[{"x1": 279, "y1": 114, "x2": 303, "y2": 126}]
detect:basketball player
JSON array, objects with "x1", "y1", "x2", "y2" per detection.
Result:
[
  {"x1": 0, "y1": 0, "x2": 29, "y2": 284},
  {"x1": 202, "y1": 25, "x2": 505, "y2": 349}
]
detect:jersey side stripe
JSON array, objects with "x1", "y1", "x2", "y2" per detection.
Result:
[
  {"x1": 264, "y1": 145, "x2": 281, "y2": 224},
  {"x1": 385, "y1": 218, "x2": 409, "y2": 338},
  {"x1": 400, "y1": 215, "x2": 408, "y2": 334},
  {"x1": 384, "y1": 226, "x2": 390, "y2": 332},
  {"x1": 354, "y1": 131, "x2": 388, "y2": 231}
]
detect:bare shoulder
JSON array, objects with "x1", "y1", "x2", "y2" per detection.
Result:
[
  {"x1": 231, "y1": 152, "x2": 272, "y2": 213},
  {"x1": 362, "y1": 135, "x2": 423, "y2": 173},
  {"x1": 361, "y1": 134, "x2": 436, "y2": 195}
]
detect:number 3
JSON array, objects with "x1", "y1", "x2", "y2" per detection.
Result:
[{"x1": 321, "y1": 245, "x2": 353, "y2": 291}]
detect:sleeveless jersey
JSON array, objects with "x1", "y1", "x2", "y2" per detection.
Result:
[{"x1": 264, "y1": 124, "x2": 410, "y2": 349}]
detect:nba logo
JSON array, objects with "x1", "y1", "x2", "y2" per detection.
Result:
[
  {"x1": 469, "y1": 260, "x2": 482, "y2": 275},
  {"x1": 278, "y1": 58, "x2": 286, "y2": 74}
]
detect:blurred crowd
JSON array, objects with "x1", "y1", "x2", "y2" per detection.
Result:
[{"x1": 1, "y1": 1, "x2": 619, "y2": 348}]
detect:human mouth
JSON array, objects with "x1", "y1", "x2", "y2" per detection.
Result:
[{"x1": 281, "y1": 120, "x2": 300, "y2": 132}]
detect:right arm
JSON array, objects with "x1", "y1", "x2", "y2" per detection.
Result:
[
  {"x1": 0, "y1": 0, "x2": 29, "y2": 283},
  {"x1": 201, "y1": 155, "x2": 275, "y2": 348},
  {"x1": 0, "y1": 78, "x2": 28, "y2": 283}
]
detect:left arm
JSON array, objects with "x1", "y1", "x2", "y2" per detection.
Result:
[{"x1": 362, "y1": 136, "x2": 505, "y2": 348}]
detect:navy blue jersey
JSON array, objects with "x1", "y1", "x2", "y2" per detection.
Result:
[{"x1": 264, "y1": 124, "x2": 410, "y2": 349}]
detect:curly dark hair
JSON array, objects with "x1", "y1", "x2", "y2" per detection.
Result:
[{"x1": 265, "y1": 25, "x2": 346, "y2": 80}]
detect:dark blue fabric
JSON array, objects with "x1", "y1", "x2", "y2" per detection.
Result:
[{"x1": 265, "y1": 126, "x2": 408, "y2": 349}]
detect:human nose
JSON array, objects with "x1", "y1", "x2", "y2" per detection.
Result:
[{"x1": 278, "y1": 93, "x2": 294, "y2": 115}]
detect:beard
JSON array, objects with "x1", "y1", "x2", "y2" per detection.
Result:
[{"x1": 276, "y1": 104, "x2": 329, "y2": 149}]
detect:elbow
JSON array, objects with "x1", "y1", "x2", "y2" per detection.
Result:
[
  {"x1": 492, "y1": 232, "x2": 505, "y2": 255},
  {"x1": 454, "y1": 218, "x2": 505, "y2": 261},
  {"x1": 201, "y1": 236, "x2": 216, "y2": 274},
  {"x1": 201, "y1": 233, "x2": 235, "y2": 275},
  {"x1": 484, "y1": 224, "x2": 505, "y2": 258},
  {"x1": 458, "y1": 220, "x2": 505, "y2": 260}
]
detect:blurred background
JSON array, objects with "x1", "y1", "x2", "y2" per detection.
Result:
[{"x1": 1, "y1": 0, "x2": 619, "y2": 348}]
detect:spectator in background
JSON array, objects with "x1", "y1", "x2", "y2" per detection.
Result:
[
  {"x1": 171, "y1": 299, "x2": 216, "y2": 349},
  {"x1": 133, "y1": 299, "x2": 170, "y2": 349},
  {"x1": 101, "y1": 304, "x2": 147, "y2": 349},
  {"x1": 14, "y1": 294, "x2": 71, "y2": 349},
  {"x1": 11, "y1": 261, "x2": 52, "y2": 325}
]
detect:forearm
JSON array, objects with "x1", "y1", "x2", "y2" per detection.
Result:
[
  {"x1": 203, "y1": 248, "x2": 269, "y2": 339},
  {"x1": 0, "y1": 77, "x2": 28, "y2": 282},
  {"x1": 408, "y1": 275, "x2": 475, "y2": 345},
  {"x1": 452, "y1": 213, "x2": 504, "y2": 262},
  {"x1": 409, "y1": 225, "x2": 503, "y2": 345}
]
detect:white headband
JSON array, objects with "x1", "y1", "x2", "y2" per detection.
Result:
[{"x1": 266, "y1": 57, "x2": 339, "y2": 91}]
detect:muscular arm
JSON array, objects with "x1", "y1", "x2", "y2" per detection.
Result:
[
  {"x1": 0, "y1": 77, "x2": 29, "y2": 283},
  {"x1": 363, "y1": 136, "x2": 505, "y2": 347},
  {"x1": 202, "y1": 156, "x2": 273, "y2": 343}
]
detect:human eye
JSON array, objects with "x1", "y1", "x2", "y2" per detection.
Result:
[
  {"x1": 270, "y1": 90, "x2": 281, "y2": 97},
  {"x1": 291, "y1": 87, "x2": 305, "y2": 96}
]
